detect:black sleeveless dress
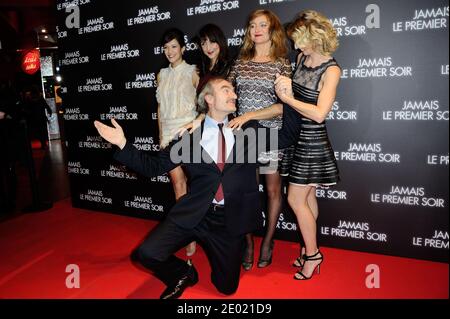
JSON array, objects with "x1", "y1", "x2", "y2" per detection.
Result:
[{"x1": 280, "y1": 55, "x2": 340, "y2": 186}]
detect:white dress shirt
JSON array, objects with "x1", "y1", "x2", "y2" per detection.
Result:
[{"x1": 200, "y1": 115, "x2": 235, "y2": 205}]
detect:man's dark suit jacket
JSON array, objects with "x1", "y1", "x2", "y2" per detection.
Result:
[{"x1": 113, "y1": 107, "x2": 300, "y2": 236}]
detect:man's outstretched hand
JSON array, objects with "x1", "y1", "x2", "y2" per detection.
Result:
[{"x1": 94, "y1": 118, "x2": 127, "y2": 149}]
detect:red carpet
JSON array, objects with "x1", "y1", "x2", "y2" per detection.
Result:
[{"x1": 0, "y1": 199, "x2": 447, "y2": 299}]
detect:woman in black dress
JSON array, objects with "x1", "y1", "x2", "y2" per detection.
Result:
[{"x1": 275, "y1": 10, "x2": 341, "y2": 280}]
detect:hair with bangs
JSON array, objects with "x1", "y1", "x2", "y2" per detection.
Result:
[
  {"x1": 161, "y1": 28, "x2": 186, "y2": 47},
  {"x1": 196, "y1": 24, "x2": 230, "y2": 77}
]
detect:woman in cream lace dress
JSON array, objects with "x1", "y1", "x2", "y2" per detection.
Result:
[{"x1": 156, "y1": 28, "x2": 199, "y2": 257}]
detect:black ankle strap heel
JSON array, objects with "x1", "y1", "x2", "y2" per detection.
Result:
[{"x1": 293, "y1": 250, "x2": 323, "y2": 281}]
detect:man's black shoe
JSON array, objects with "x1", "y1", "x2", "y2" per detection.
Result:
[{"x1": 160, "y1": 264, "x2": 199, "y2": 299}]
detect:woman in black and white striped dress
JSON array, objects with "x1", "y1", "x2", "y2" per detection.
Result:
[{"x1": 275, "y1": 10, "x2": 341, "y2": 281}]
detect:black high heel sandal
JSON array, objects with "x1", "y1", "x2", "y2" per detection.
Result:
[
  {"x1": 257, "y1": 240, "x2": 274, "y2": 268},
  {"x1": 293, "y1": 247, "x2": 306, "y2": 268},
  {"x1": 294, "y1": 250, "x2": 323, "y2": 280}
]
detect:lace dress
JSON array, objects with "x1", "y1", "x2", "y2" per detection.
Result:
[
  {"x1": 156, "y1": 61, "x2": 197, "y2": 148},
  {"x1": 228, "y1": 58, "x2": 292, "y2": 162},
  {"x1": 280, "y1": 56, "x2": 340, "y2": 186}
]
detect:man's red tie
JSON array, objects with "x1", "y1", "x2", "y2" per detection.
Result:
[{"x1": 214, "y1": 123, "x2": 226, "y2": 202}]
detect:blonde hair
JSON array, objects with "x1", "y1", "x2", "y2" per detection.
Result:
[
  {"x1": 287, "y1": 10, "x2": 339, "y2": 56},
  {"x1": 240, "y1": 9, "x2": 288, "y2": 61}
]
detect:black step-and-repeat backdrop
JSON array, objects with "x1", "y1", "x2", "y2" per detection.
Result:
[{"x1": 55, "y1": 0, "x2": 449, "y2": 263}]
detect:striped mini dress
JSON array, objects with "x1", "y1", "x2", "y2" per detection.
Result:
[{"x1": 280, "y1": 55, "x2": 340, "y2": 187}]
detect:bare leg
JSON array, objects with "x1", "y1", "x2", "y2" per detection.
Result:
[
  {"x1": 297, "y1": 188, "x2": 319, "y2": 264},
  {"x1": 169, "y1": 166, "x2": 187, "y2": 201},
  {"x1": 307, "y1": 188, "x2": 319, "y2": 220},
  {"x1": 288, "y1": 185, "x2": 322, "y2": 279}
]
